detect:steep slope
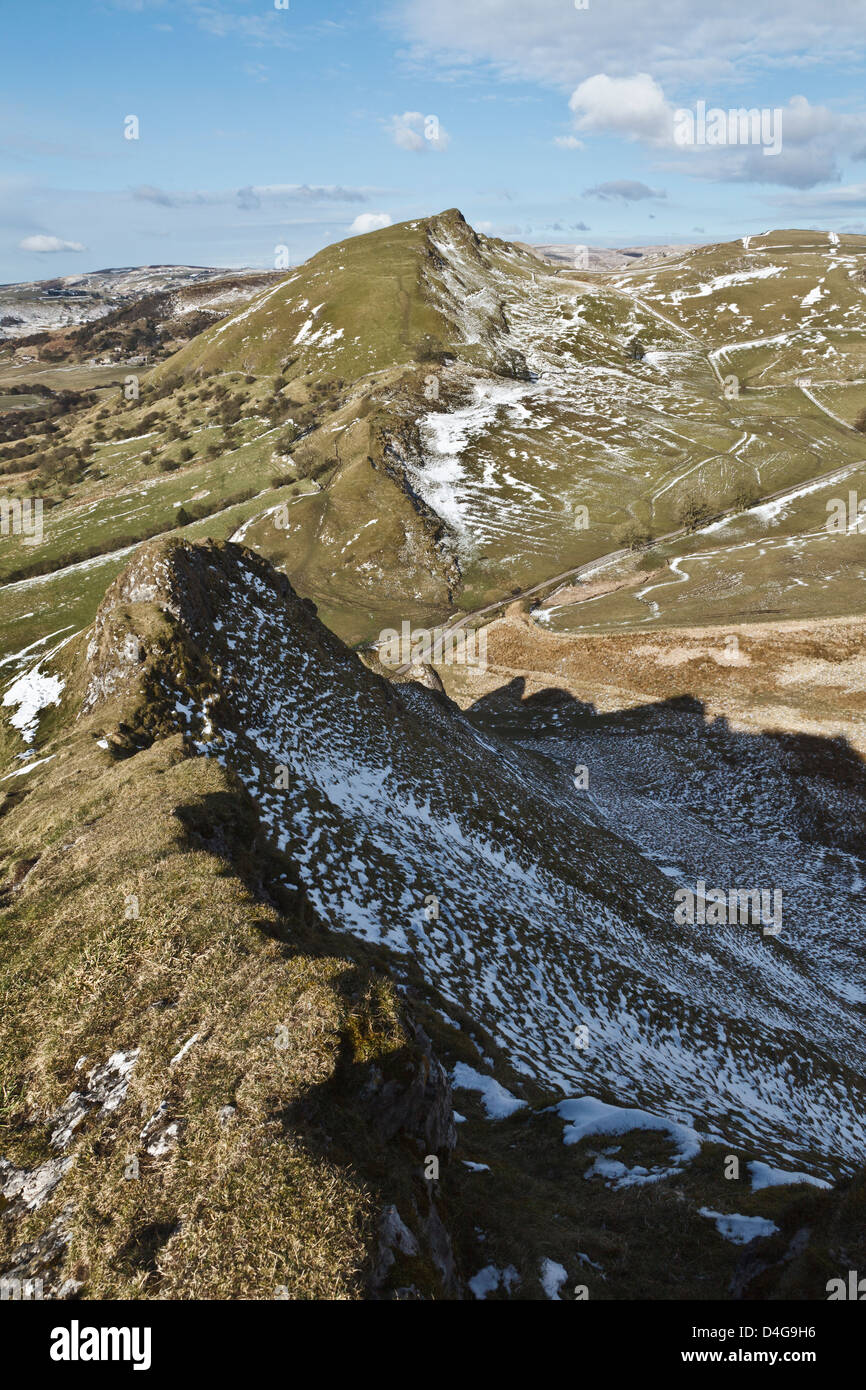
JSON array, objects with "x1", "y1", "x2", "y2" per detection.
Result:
[
  {"x1": 3, "y1": 536, "x2": 865, "y2": 1300},
  {"x1": 59, "y1": 537, "x2": 866, "y2": 1177},
  {"x1": 153, "y1": 207, "x2": 523, "y2": 383},
  {"x1": 0, "y1": 211, "x2": 526, "y2": 655},
  {"x1": 0, "y1": 577, "x2": 460, "y2": 1299}
]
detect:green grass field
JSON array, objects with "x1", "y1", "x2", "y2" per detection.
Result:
[{"x1": 2, "y1": 213, "x2": 865, "y2": 667}]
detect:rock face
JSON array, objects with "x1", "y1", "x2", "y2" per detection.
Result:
[
  {"x1": 0, "y1": 1156, "x2": 73, "y2": 1215},
  {"x1": 0, "y1": 1210, "x2": 77, "y2": 1299},
  {"x1": 50, "y1": 1050, "x2": 140, "y2": 1150},
  {"x1": 366, "y1": 1019, "x2": 457, "y2": 1156},
  {"x1": 366, "y1": 1024, "x2": 460, "y2": 1298}
]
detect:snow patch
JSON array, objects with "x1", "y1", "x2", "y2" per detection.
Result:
[
  {"x1": 748, "y1": 1160, "x2": 831, "y2": 1192},
  {"x1": 540, "y1": 1258, "x2": 568, "y2": 1300},
  {"x1": 699, "y1": 1208, "x2": 779, "y2": 1244},
  {"x1": 452, "y1": 1062, "x2": 526, "y2": 1119},
  {"x1": 3, "y1": 664, "x2": 65, "y2": 742}
]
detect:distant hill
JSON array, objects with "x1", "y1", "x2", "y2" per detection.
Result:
[
  {"x1": 517, "y1": 240, "x2": 701, "y2": 270},
  {"x1": 0, "y1": 265, "x2": 278, "y2": 352}
]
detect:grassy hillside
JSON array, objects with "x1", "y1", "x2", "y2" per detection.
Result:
[
  {"x1": 152, "y1": 208, "x2": 521, "y2": 383},
  {"x1": 0, "y1": 211, "x2": 528, "y2": 656},
  {"x1": 3, "y1": 535, "x2": 861, "y2": 1301},
  {"x1": 0, "y1": 551, "x2": 460, "y2": 1298},
  {"x1": 2, "y1": 213, "x2": 865, "y2": 680}
]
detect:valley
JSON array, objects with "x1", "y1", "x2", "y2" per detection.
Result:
[{"x1": 1, "y1": 212, "x2": 864, "y2": 1303}]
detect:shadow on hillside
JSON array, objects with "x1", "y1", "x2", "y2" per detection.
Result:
[{"x1": 465, "y1": 677, "x2": 866, "y2": 856}]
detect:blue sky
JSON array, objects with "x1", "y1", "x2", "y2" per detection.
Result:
[{"x1": 2, "y1": 0, "x2": 865, "y2": 280}]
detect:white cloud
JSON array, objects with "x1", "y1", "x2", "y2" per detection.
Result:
[
  {"x1": 394, "y1": 0, "x2": 866, "y2": 88},
  {"x1": 18, "y1": 234, "x2": 86, "y2": 253},
  {"x1": 388, "y1": 111, "x2": 450, "y2": 153},
  {"x1": 770, "y1": 183, "x2": 866, "y2": 209},
  {"x1": 394, "y1": 1, "x2": 866, "y2": 194},
  {"x1": 349, "y1": 212, "x2": 393, "y2": 234},
  {"x1": 563, "y1": 78, "x2": 865, "y2": 190},
  {"x1": 664, "y1": 96, "x2": 866, "y2": 189},
  {"x1": 569, "y1": 73, "x2": 672, "y2": 143},
  {"x1": 554, "y1": 135, "x2": 584, "y2": 150}
]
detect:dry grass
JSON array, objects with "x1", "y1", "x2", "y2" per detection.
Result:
[{"x1": 0, "y1": 697, "x2": 430, "y2": 1298}]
